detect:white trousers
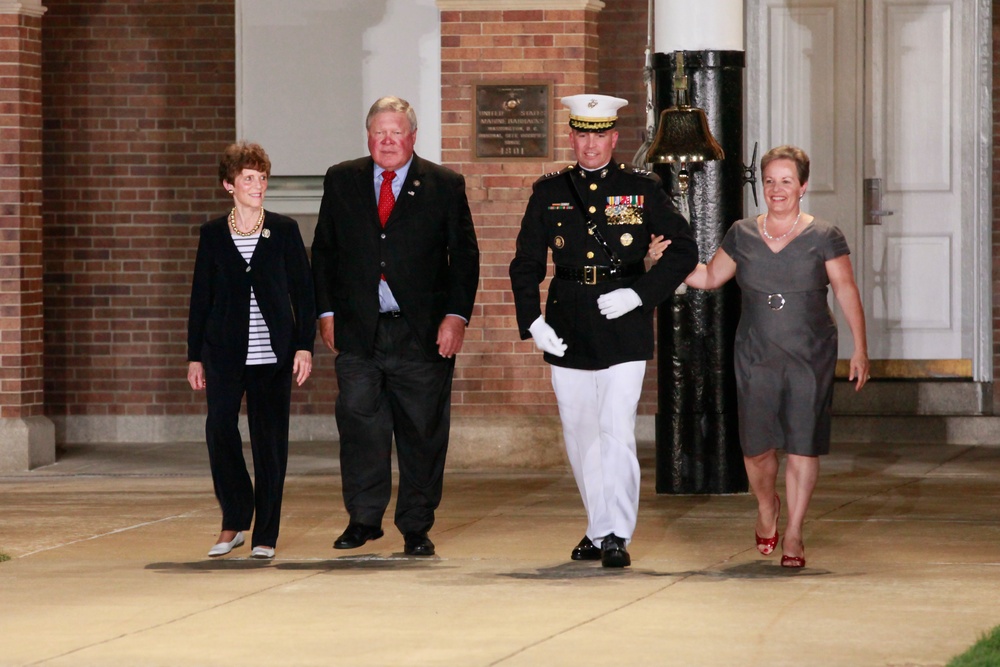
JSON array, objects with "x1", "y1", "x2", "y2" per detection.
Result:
[{"x1": 551, "y1": 360, "x2": 646, "y2": 546}]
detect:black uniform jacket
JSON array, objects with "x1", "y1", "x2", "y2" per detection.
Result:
[
  {"x1": 187, "y1": 211, "x2": 316, "y2": 377},
  {"x1": 311, "y1": 154, "x2": 480, "y2": 360},
  {"x1": 509, "y1": 161, "x2": 699, "y2": 370}
]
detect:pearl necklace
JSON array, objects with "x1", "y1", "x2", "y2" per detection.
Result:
[
  {"x1": 762, "y1": 212, "x2": 801, "y2": 241},
  {"x1": 229, "y1": 206, "x2": 264, "y2": 237}
]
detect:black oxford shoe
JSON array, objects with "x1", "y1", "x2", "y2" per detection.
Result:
[
  {"x1": 403, "y1": 532, "x2": 435, "y2": 556},
  {"x1": 571, "y1": 536, "x2": 601, "y2": 561},
  {"x1": 333, "y1": 522, "x2": 384, "y2": 549},
  {"x1": 600, "y1": 533, "x2": 631, "y2": 568}
]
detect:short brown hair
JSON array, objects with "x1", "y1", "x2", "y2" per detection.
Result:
[
  {"x1": 218, "y1": 142, "x2": 271, "y2": 185},
  {"x1": 761, "y1": 145, "x2": 810, "y2": 184}
]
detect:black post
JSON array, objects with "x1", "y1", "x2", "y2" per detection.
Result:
[{"x1": 654, "y1": 50, "x2": 748, "y2": 495}]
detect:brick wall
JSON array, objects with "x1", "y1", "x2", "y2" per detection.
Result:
[
  {"x1": 35, "y1": 2, "x2": 1000, "y2": 425},
  {"x1": 0, "y1": 12, "x2": 44, "y2": 420},
  {"x1": 41, "y1": 0, "x2": 236, "y2": 418},
  {"x1": 597, "y1": 0, "x2": 661, "y2": 415},
  {"x1": 439, "y1": 8, "x2": 601, "y2": 417},
  {"x1": 598, "y1": 0, "x2": 651, "y2": 162}
]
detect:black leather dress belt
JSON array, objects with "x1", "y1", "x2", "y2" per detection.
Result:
[{"x1": 555, "y1": 262, "x2": 644, "y2": 285}]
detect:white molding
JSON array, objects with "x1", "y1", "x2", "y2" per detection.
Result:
[
  {"x1": 973, "y1": 0, "x2": 992, "y2": 380},
  {"x1": 0, "y1": 1, "x2": 47, "y2": 17},
  {"x1": 436, "y1": 0, "x2": 604, "y2": 10}
]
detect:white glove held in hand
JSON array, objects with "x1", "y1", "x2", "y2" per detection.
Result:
[
  {"x1": 528, "y1": 316, "x2": 567, "y2": 357},
  {"x1": 597, "y1": 288, "x2": 642, "y2": 319}
]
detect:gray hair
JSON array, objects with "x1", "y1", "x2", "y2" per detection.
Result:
[{"x1": 365, "y1": 96, "x2": 418, "y2": 133}]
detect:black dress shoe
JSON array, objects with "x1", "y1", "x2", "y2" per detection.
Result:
[
  {"x1": 403, "y1": 532, "x2": 435, "y2": 556},
  {"x1": 571, "y1": 536, "x2": 601, "y2": 561},
  {"x1": 333, "y1": 522, "x2": 384, "y2": 549},
  {"x1": 600, "y1": 533, "x2": 631, "y2": 568}
]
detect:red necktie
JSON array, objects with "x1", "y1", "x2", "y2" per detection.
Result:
[{"x1": 378, "y1": 170, "x2": 396, "y2": 226}]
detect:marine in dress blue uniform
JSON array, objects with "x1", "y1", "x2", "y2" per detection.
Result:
[{"x1": 509, "y1": 94, "x2": 698, "y2": 567}]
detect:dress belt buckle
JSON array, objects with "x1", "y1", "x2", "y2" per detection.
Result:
[
  {"x1": 583, "y1": 266, "x2": 598, "y2": 285},
  {"x1": 767, "y1": 293, "x2": 785, "y2": 311}
]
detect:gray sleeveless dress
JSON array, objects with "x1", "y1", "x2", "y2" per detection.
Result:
[{"x1": 720, "y1": 217, "x2": 850, "y2": 456}]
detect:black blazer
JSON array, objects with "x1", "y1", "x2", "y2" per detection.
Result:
[
  {"x1": 187, "y1": 211, "x2": 316, "y2": 377},
  {"x1": 311, "y1": 154, "x2": 480, "y2": 359}
]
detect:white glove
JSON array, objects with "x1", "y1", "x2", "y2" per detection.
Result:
[
  {"x1": 597, "y1": 288, "x2": 642, "y2": 319},
  {"x1": 528, "y1": 316, "x2": 567, "y2": 357}
]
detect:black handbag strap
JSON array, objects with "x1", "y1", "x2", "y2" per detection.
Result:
[{"x1": 564, "y1": 171, "x2": 621, "y2": 268}]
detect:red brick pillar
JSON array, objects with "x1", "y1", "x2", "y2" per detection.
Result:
[
  {"x1": 0, "y1": 0, "x2": 54, "y2": 471},
  {"x1": 436, "y1": 0, "x2": 604, "y2": 465}
]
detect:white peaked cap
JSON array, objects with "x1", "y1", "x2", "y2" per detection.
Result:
[{"x1": 561, "y1": 94, "x2": 628, "y2": 131}]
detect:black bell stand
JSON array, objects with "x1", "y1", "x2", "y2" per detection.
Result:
[{"x1": 653, "y1": 50, "x2": 748, "y2": 494}]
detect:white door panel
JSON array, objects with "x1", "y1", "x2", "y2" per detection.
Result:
[{"x1": 866, "y1": 0, "x2": 962, "y2": 359}]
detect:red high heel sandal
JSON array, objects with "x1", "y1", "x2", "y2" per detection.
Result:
[
  {"x1": 781, "y1": 536, "x2": 806, "y2": 568},
  {"x1": 755, "y1": 494, "x2": 780, "y2": 556},
  {"x1": 781, "y1": 553, "x2": 806, "y2": 568}
]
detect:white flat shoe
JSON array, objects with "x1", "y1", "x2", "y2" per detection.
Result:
[
  {"x1": 207, "y1": 532, "x2": 244, "y2": 557},
  {"x1": 250, "y1": 546, "x2": 274, "y2": 559}
]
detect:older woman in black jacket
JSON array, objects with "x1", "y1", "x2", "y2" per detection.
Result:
[{"x1": 187, "y1": 142, "x2": 316, "y2": 559}]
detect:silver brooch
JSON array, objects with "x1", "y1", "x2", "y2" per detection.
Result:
[{"x1": 261, "y1": 228, "x2": 270, "y2": 238}]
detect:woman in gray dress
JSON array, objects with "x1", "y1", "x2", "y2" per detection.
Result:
[{"x1": 655, "y1": 145, "x2": 869, "y2": 568}]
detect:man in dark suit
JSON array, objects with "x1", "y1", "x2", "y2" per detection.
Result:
[
  {"x1": 509, "y1": 94, "x2": 698, "y2": 567},
  {"x1": 312, "y1": 96, "x2": 480, "y2": 557}
]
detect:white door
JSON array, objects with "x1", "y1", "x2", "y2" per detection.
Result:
[{"x1": 745, "y1": 0, "x2": 990, "y2": 379}]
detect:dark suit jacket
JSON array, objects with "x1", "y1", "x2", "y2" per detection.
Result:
[
  {"x1": 188, "y1": 211, "x2": 316, "y2": 377},
  {"x1": 509, "y1": 161, "x2": 699, "y2": 370},
  {"x1": 311, "y1": 154, "x2": 480, "y2": 359}
]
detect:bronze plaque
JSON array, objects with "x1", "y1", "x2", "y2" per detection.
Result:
[{"x1": 474, "y1": 83, "x2": 551, "y2": 160}]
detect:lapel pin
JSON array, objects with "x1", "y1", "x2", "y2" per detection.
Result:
[{"x1": 261, "y1": 228, "x2": 270, "y2": 238}]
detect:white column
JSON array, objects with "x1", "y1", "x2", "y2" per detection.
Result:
[{"x1": 655, "y1": 0, "x2": 743, "y2": 52}]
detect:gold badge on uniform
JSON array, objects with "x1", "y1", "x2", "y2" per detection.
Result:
[
  {"x1": 553, "y1": 236, "x2": 565, "y2": 249},
  {"x1": 620, "y1": 233, "x2": 633, "y2": 247},
  {"x1": 605, "y1": 195, "x2": 644, "y2": 225}
]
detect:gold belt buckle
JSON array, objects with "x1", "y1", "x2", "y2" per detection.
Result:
[
  {"x1": 767, "y1": 293, "x2": 785, "y2": 311},
  {"x1": 583, "y1": 266, "x2": 598, "y2": 285}
]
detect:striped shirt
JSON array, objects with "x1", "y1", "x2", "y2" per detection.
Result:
[{"x1": 232, "y1": 233, "x2": 278, "y2": 366}]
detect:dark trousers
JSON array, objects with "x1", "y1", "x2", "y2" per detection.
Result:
[
  {"x1": 334, "y1": 316, "x2": 455, "y2": 535},
  {"x1": 204, "y1": 359, "x2": 292, "y2": 548}
]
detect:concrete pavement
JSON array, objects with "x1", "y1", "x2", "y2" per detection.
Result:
[{"x1": 1, "y1": 440, "x2": 998, "y2": 666}]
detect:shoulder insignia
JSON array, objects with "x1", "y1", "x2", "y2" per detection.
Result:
[
  {"x1": 619, "y1": 162, "x2": 655, "y2": 178},
  {"x1": 536, "y1": 165, "x2": 574, "y2": 183}
]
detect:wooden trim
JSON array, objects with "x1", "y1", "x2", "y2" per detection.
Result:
[{"x1": 835, "y1": 359, "x2": 974, "y2": 380}]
